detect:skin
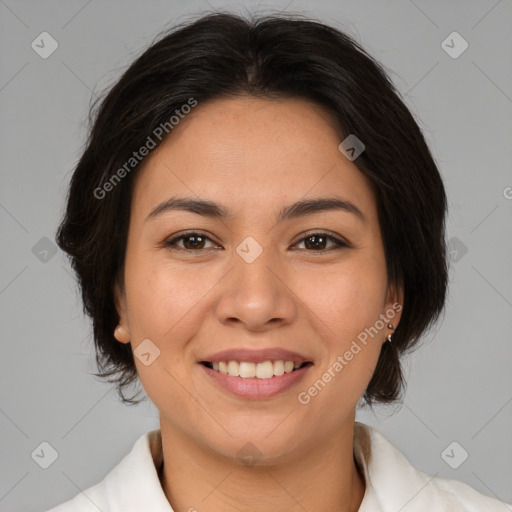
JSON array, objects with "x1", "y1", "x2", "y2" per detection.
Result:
[{"x1": 114, "y1": 96, "x2": 403, "y2": 512}]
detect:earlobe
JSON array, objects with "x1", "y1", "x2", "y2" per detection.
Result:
[{"x1": 114, "y1": 324, "x2": 130, "y2": 344}]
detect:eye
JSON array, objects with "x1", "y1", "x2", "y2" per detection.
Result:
[
  {"x1": 163, "y1": 231, "x2": 348, "y2": 252},
  {"x1": 163, "y1": 231, "x2": 221, "y2": 251},
  {"x1": 292, "y1": 232, "x2": 348, "y2": 251}
]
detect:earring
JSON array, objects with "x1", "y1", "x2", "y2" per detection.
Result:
[{"x1": 386, "y1": 323, "x2": 395, "y2": 343}]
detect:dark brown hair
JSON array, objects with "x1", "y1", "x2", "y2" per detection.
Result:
[{"x1": 56, "y1": 11, "x2": 448, "y2": 409}]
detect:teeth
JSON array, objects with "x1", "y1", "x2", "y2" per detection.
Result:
[
  {"x1": 284, "y1": 361, "x2": 294, "y2": 373},
  {"x1": 239, "y1": 361, "x2": 256, "y2": 378},
  {"x1": 273, "y1": 360, "x2": 284, "y2": 376},
  {"x1": 256, "y1": 361, "x2": 273, "y2": 379},
  {"x1": 209, "y1": 360, "x2": 305, "y2": 379},
  {"x1": 227, "y1": 361, "x2": 239, "y2": 377}
]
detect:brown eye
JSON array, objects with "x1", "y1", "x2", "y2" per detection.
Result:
[
  {"x1": 164, "y1": 232, "x2": 219, "y2": 251},
  {"x1": 163, "y1": 231, "x2": 348, "y2": 252},
  {"x1": 181, "y1": 234, "x2": 206, "y2": 250},
  {"x1": 294, "y1": 233, "x2": 347, "y2": 251}
]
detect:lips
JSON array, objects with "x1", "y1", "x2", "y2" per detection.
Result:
[{"x1": 199, "y1": 348, "x2": 313, "y2": 399}]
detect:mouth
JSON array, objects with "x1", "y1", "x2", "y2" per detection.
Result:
[
  {"x1": 200, "y1": 360, "x2": 312, "y2": 379},
  {"x1": 199, "y1": 355, "x2": 313, "y2": 399}
]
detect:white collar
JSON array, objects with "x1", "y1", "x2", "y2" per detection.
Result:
[
  {"x1": 50, "y1": 422, "x2": 509, "y2": 511},
  {"x1": 352, "y1": 422, "x2": 509, "y2": 511}
]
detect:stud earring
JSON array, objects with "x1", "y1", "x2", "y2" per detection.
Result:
[{"x1": 386, "y1": 323, "x2": 395, "y2": 343}]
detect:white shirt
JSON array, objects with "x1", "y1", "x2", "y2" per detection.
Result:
[{"x1": 45, "y1": 421, "x2": 510, "y2": 511}]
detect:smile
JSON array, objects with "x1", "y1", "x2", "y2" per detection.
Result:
[
  {"x1": 200, "y1": 360, "x2": 313, "y2": 399},
  {"x1": 202, "y1": 360, "x2": 312, "y2": 379}
]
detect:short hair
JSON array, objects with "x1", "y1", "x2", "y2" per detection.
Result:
[{"x1": 56, "y1": 11, "x2": 448, "y2": 408}]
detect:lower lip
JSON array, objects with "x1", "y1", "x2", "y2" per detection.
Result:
[{"x1": 200, "y1": 364, "x2": 311, "y2": 399}]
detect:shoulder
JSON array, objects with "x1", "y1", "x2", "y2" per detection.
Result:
[
  {"x1": 42, "y1": 429, "x2": 169, "y2": 512},
  {"x1": 354, "y1": 422, "x2": 511, "y2": 511},
  {"x1": 427, "y1": 474, "x2": 512, "y2": 511},
  {"x1": 43, "y1": 483, "x2": 108, "y2": 512}
]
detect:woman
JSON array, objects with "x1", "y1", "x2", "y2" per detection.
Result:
[{"x1": 47, "y1": 11, "x2": 510, "y2": 512}]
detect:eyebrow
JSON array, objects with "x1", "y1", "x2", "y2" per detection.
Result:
[{"x1": 145, "y1": 196, "x2": 366, "y2": 224}]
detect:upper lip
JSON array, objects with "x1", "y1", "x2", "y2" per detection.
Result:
[{"x1": 200, "y1": 348, "x2": 311, "y2": 364}]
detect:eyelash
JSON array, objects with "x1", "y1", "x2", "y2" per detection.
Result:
[{"x1": 162, "y1": 231, "x2": 349, "y2": 253}]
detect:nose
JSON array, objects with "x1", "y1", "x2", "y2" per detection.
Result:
[{"x1": 213, "y1": 245, "x2": 298, "y2": 332}]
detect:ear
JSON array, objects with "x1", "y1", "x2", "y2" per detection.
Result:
[
  {"x1": 113, "y1": 281, "x2": 131, "y2": 344},
  {"x1": 384, "y1": 281, "x2": 404, "y2": 328}
]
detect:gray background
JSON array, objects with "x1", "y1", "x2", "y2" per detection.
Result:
[{"x1": 1, "y1": 0, "x2": 511, "y2": 510}]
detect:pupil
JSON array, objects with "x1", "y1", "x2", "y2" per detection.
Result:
[
  {"x1": 185, "y1": 235, "x2": 204, "y2": 249},
  {"x1": 305, "y1": 235, "x2": 326, "y2": 250}
]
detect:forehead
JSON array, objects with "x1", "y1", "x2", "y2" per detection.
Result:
[{"x1": 130, "y1": 96, "x2": 377, "y2": 222}]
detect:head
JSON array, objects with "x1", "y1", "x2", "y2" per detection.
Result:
[{"x1": 56, "y1": 12, "x2": 448, "y2": 457}]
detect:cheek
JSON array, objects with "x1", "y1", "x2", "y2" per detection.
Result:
[
  {"x1": 124, "y1": 250, "x2": 213, "y2": 340},
  {"x1": 293, "y1": 257, "x2": 388, "y2": 342},
  {"x1": 296, "y1": 268, "x2": 385, "y2": 415},
  {"x1": 124, "y1": 253, "x2": 209, "y2": 402},
  {"x1": 292, "y1": 256, "x2": 387, "y2": 402}
]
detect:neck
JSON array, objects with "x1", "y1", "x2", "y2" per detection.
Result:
[{"x1": 158, "y1": 418, "x2": 366, "y2": 512}]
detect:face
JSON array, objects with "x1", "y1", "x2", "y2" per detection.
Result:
[{"x1": 114, "y1": 96, "x2": 403, "y2": 463}]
